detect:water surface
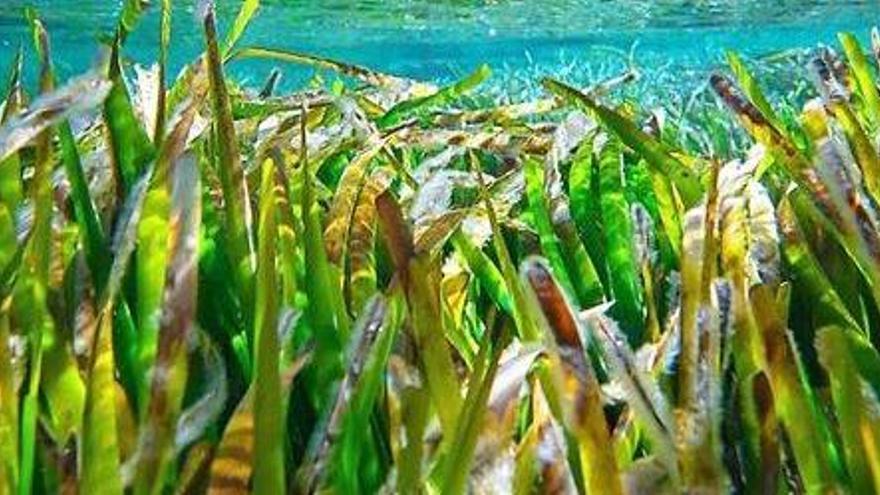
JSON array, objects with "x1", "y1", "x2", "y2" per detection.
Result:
[{"x1": 0, "y1": 1, "x2": 877, "y2": 99}]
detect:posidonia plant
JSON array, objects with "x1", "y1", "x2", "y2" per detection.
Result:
[{"x1": 2, "y1": 0, "x2": 880, "y2": 493}]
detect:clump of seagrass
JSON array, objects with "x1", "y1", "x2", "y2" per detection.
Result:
[{"x1": 2, "y1": 1, "x2": 880, "y2": 493}]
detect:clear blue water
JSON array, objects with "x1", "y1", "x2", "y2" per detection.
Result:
[{"x1": 0, "y1": 1, "x2": 878, "y2": 100}]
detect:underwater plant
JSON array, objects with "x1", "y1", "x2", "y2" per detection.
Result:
[{"x1": 2, "y1": 1, "x2": 880, "y2": 493}]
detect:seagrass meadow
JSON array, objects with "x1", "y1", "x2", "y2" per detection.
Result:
[{"x1": 5, "y1": 0, "x2": 880, "y2": 493}]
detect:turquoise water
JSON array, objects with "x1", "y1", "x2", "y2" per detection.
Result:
[{"x1": 0, "y1": 1, "x2": 878, "y2": 98}]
